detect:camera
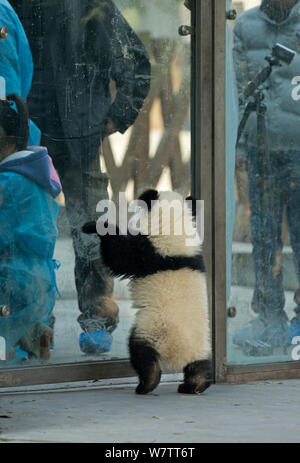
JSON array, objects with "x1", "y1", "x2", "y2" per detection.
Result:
[{"x1": 272, "y1": 43, "x2": 296, "y2": 65}]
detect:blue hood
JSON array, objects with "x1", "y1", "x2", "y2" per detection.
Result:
[{"x1": 0, "y1": 146, "x2": 61, "y2": 198}]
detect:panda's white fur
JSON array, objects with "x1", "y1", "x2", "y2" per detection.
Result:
[
  {"x1": 130, "y1": 269, "x2": 210, "y2": 371},
  {"x1": 82, "y1": 189, "x2": 212, "y2": 394},
  {"x1": 138, "y1": 190, "x2": 202, "y2": 257},
  {"x1": 130, "y1": 191, "x2": 210, "y2": 372}
]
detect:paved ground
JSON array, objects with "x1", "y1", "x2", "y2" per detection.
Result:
[{"x1": 0, "y1": 379, "x2": 300, "y2": 443}]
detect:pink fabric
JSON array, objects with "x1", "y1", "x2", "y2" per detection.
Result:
[
  {"x1": 28, "y1": 145, "x2": 62, "y2": 189},
  {"x1": 48, "y1": 155, "x2": 62, "y2": 188}
]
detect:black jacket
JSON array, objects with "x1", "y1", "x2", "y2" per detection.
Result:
[{"x1": 11, "y1": 0, "x2": 151, "y2": 139}]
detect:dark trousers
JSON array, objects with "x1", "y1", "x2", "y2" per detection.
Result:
[
  {"x1": 42, "y1": 134, "x2": 118, "y2": 333},
  {"x1": 247, "y1": 146, "x2": 300, "y2": 323}
]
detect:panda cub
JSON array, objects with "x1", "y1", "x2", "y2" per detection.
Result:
[{"x1": 82, "y1": 189, "x2": 212, "y2": 395}]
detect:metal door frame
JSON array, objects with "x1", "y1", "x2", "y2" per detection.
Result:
[
  {"x1": 210, "y1": 0, "x2": 300, "y2": 383},
  {"x1": 192, "y1": 0, "x2": 226, "y2": 384}
]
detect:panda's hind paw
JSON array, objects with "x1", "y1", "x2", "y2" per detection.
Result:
[
  {"x1": 135, "y1": 372, "x2": 161, "y2": 394},
  {"x1": 135, "y1": 381, "x2": 154, "y2": 395},
  {"x1": 177, "y1": 381, "x2": 211, "y2": 395}
]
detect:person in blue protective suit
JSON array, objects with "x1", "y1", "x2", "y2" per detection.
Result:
[
  {"x1": 0, "y1": 0, "x2": 40, "y2": 146},
  {"x1": 232, "y1": 0, "x2": 300, "y2": 353},
  {"x1": 0, "y1": 94, "x2": 62, "y2": 363}
]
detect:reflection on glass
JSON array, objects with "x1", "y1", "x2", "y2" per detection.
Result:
[
  {"x1": 0, "y1": 0, "x2": 191, "y2": 368},
  {"x1": 227, "y1": 0, "x2": 300, "y2": 364}
]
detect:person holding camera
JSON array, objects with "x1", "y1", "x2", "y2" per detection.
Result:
[{"x1": 232, "y1": 0, "x2": 300, "y2": 351}]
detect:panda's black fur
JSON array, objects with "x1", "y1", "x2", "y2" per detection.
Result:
[{"x1": 82, "y1": 189, "x2": 212, "y2": 395}]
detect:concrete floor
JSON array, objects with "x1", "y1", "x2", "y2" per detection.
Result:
[{"x1": 0, "y1": 379, "x2": 300, "y2": 443}]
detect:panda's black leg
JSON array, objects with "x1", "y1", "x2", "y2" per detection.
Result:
[
  {"x1": 129, "y1": 331, "x2": 161, "y2": 395},
  {"x1": 178, "y1": 359, "x2": 212, "y2": 394}
]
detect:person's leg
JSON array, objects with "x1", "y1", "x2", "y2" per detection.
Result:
[
  {"x1": 42, "y1": 134, "x2": 119, "y2": 352},
  {"x1": 285, "y1": 150, "x2": 300, "y2": 342},
  {"x1": 233, "y1": 147, "x2": 287, "y2": 350},
  {"x1": 286, "y1": 151, "x2": 300, "y2": 283},
  {"x1": 248, "y1": 148, "x2": 285, "y2": 323}
]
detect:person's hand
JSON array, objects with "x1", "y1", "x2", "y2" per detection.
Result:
[{"x1": 105, "y1": 118, "x2": 118, "y2": 136}]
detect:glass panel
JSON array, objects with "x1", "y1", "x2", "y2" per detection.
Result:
[
  {"x1": 0, "y1": 0, "x2": 191, "y2": 368},
  {"x1": 227, "y1": 0, "x2": 300, "y2": 364}
]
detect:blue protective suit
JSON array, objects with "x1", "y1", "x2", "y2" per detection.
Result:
[
  {"x1": 0, "y1": 0, "x2": 41, "y2": 145},
  {"x1": 0, "y1": 147, "x2": 61, "y2": 351}
]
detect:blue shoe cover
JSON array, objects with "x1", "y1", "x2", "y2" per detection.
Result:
[
  {"x1": 79, "y1": 329, "x2": 113, "y2": 354},
  {"x1": 233, "y1": 318, "x2": 288, "y2": 349},
  {"x1": 3, "y1": 344, "x2": 28, "y2": 366},
  {"x1": 15, "y1": 344, "x2": 29, "y2": 360},
  {"x1": 232, "y1": 318, "x2": 266, "y2": 346}
]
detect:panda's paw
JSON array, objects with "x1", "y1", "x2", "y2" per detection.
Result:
[
  {"x1": 135, "y1": 380, "x2": 157, "y2": 395},
  {"x1": 177, "y1": 381, "x2": 211, "y2": 395},
  {"x1": 135, "y1": 372, "x2": 162, "y2": 394}
]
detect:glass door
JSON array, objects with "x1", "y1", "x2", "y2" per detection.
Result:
[
  {"x1": 226, "y1": 0, "x2": 300, "y2": 372},
  {"x1": 0, "y1": 0, "x2": 193, "y2": 386}
]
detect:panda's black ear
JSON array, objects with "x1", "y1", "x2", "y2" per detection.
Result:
[
  {"x1": 82, "y1": 221, "x2": 98, "y2": 235},
  {"x1": 138, "y1": 189, "x2": 159, "y2": 210},
  {"x1": 185, "y1": 195, "x2": 197, "y2": 218}
]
